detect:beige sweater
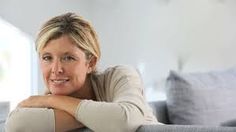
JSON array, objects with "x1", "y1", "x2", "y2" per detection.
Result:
[
  {"x1": 5, "y1": 65, "x2": 158, "y2": 132},
  {"x1": 76, "y1": 65, "x2": 158, "y2": 132}
]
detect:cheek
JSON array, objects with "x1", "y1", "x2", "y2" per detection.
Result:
[{"x1": 73, "y1": 67, "x2": 88, "y2": 82}]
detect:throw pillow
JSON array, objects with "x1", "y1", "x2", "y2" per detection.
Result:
[{"x1": 166, "y1": 68, "x2": 236, "y2": 125}]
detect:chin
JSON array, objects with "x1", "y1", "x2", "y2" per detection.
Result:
[
  {"x1": 50, "y1": 90, "x2": 71, "y2": 96},
  {"x1": 49, "y1": 86, "x2": 72, "y2": 95}
]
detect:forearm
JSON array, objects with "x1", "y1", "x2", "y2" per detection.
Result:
[
  {"x1": 20, "y1": 95, "x2": 81, "y2": 116},
  {"x1": 17, "y1": 95, "x2": 83, "y2": 131},
  {"x1": 54, "y1": 109, "x2": 84, "y2": 132},
  {"x1": 76, "y1": 100, "x2": 145, "y2": 132},
  {"x1": 5, "y1": 108, "x2": 84, "y2": 132},
  {"x1": 5, "y1": 108, "x2": 55, "y2": 132},
  {"x1": 47, "y1": 95, "x2": 81, "y2": 116}
]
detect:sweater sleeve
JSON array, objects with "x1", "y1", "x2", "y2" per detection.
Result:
[
  {"x1": 5, "y1": 108, "x2": 55, "y2": 132},
  {"x1": 75, "y1": 66, "x2": 157, "y2": 132}
]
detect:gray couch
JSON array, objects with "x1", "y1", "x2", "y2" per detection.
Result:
[
  {"x1": 136, "y1": 101, "x2": 236, "y2": 132},
  {"x1": 137, "y1": 68, "x2": 236, "y2": 132}
]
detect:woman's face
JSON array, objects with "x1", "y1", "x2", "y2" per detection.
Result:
[{"x1": 39, "y1": 35, "x2": 91, "y2": 95}]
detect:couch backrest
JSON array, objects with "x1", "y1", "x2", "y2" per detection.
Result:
[{"x1": 149, "y1": 101, "x2": 170, "y2": 124}]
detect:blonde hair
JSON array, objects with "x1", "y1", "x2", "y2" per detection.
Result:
[{"x1": 36, "y1": 12, "x2": 101, "y2": 61}]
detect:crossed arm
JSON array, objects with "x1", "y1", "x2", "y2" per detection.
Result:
[
  {"x1": 5, "y1": 95, "x2": 84, "y2": 132},
  {"x1": 5, "y1": 94, "x2": 146, "y2": 132}
]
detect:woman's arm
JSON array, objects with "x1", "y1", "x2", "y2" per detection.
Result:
[
  {"x1": 16, "y1": 95, "x2": 84, "y2": 131},
  {"x1": 5, "y1": 107, "x2": 83, "y2": 132},
  {"x1": 5, "y1": 108, "x2": 55, "y2": 132},
  {"x1": 54, "y1": 109, "x2": 84, "y2": 132},
  {"x1": 19, "y1": 95, "x2": 81, "y2": 117}
]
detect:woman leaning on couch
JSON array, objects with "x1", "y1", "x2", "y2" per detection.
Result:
[{"x1": 4, "y1": 12, "x2": 158, "y2": 132}]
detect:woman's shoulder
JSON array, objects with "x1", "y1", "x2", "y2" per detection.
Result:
[
  {"x1": 92, "y1": 65, "x2": 141, "y2": 85},
  {"x1": 92, "y1": 65, "x2": 140, "y2": 86},
  {"x1": 102, "y1": 65, "x2": 138, "y2": 76}
]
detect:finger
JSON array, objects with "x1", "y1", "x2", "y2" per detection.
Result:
[{"x1": 17, "y1": 100, "x2": 29, "y2": 107}]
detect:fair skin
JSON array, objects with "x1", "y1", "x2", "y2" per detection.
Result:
[{"x1": 18, "y1": 35, "x2": 96, "y2": 131}]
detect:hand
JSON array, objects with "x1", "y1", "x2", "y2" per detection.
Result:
[
  {"x1": 18, "y1": 95, "x2": 80, "y2": 117},
  {"x1": 18, "y1": 95, "x2": 50, "y2": 108}
]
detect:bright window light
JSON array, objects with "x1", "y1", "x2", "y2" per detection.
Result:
[{"x1": 0, "y1": 17, "x2": 34, "y2": 110}]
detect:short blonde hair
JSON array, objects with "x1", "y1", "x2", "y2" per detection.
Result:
[{"x1": 36, "y1": 12, "x2": 101, "y2": 61}]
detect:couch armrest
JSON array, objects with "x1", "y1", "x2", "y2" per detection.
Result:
[
  {"x1": 136, "y1": 125, "x2": 236, "y2": 132},
  {"x1": 0, "y1": 101, "x2": 10, "y2": 131}
]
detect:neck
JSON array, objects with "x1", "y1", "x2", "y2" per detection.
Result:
[{"x1": 70, "y1": 76, "x2": 96, "y2": 100}]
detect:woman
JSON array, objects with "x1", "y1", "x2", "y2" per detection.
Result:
[{"x1": 5, "y1": 12, "x2": 158, "y2": 132}]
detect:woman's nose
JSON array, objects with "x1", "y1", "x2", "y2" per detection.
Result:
[{"x1": 51, "y1": 61, "x2": 64, "y2": 74}]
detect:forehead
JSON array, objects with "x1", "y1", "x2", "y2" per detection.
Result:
[{"x1": 40, "y1": 36, "x2": 85, "y2": 56}]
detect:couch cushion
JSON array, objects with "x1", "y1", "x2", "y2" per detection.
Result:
[
  {"x1": 166, "y1": 68, "x2": 236, "y2": 125},
  {"x1": 136, "y1": 124, "x2": 236, "y2": 132}
]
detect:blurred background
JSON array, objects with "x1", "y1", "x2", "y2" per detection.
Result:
[{"x1": 0, "y1": 0, "x2": 236, "y2": 110}]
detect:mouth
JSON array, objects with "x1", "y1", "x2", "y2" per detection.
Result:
[{"x1": 50, "y1": 79, "x2": 70, "y2": 85}]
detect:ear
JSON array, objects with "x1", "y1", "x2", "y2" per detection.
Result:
[{"x1": 87, "y1": 57, "x2": 97, "y2": 73}]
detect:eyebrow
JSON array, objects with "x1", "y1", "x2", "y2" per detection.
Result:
[
  {"x1": 40, "y1": 51, "x2": 77, "y2": 56},
  {"x1": 63, "y1": 52, "x2": 73, "y2": 55},
  {"x1": 40, "y1": 52, "x2": 51, "y2": 56}
]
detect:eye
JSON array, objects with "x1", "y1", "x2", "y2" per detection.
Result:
[
  {"x1": 62, "y1": 55, "x2": 75, "y2": 62},
  {"x1": 42, "y1": 55, "x2": 52, "y2": 62}
]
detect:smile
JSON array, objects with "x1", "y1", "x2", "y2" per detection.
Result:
[{"x1": 50, "y1": 79, "x2": 70, "y2": 84}]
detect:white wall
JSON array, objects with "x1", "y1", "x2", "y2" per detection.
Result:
[{"x1": 1, "y1": 0, "x2": 236, "y2": 101}]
